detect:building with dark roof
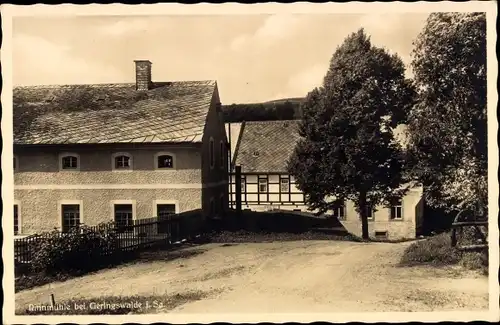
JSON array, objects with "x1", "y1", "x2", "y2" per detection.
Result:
[
  {"x1": 227, "y1": 119, "x2": 424, "y2": 240},
  {"x1": 13, "y1": 60, "x2": 228, "y2": 236}
]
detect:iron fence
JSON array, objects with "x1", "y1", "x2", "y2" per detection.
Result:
[{"x1": 14, "y1": 209, "x2": 205, "y2": 265}]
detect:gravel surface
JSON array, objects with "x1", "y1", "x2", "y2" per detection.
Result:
[{"x1": 15, "y1": 240, "x2": 488, "y2": 314}]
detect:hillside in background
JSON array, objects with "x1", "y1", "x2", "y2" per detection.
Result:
[{"x1": 222, "y1": 98, "x2": 305, "y2": 123}]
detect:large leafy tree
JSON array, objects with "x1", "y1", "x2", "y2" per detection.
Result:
[
  {"x1": 288, "y1": 29, "x2": 415, "y2": 239},
  {"x1": 406, "y1": 13, "x2": 487, "y2": 217}
]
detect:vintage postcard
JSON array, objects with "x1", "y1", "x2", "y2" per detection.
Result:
[{"x1": 1, "y1": 2, "x2": 498, "y2": 324}]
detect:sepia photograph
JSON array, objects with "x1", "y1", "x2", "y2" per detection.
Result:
[{"x1": 1, "y1": 2, "x2": 498, "y2": 323}]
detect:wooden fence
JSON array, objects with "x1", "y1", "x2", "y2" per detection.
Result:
[
  {"x1": 14, "y1": 209, "x2": 205, "y2": 265},
  {"x1": 450, "y1": 209, "x2": 488, "y2": 251},
  {"x1": 451, "y1": 220, "x2": 488, "y2": 251}
]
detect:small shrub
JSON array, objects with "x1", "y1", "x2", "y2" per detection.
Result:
[
  {"x1": 459, "y1": 250, "x2": 489, "y2": 274},
  {"x1": 400, "y1": 232, "x2": 462, "y2": 266},
  {"x1": 30, "y1": 222, "x2": 120, "y2": 275},
  {"x1": 400, "y1": 231, "x2": 489, "y2": 273},
  {"x1": 456, "y1": 225, "x2": 488, "y2": 246}
]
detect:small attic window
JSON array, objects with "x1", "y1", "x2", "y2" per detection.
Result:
[
  {"x1": 283, "y1": 122, "x2": 289, "y2": 127},
  {"x1": 253, "y1": 151, "x2": 260, "y2": 157}
]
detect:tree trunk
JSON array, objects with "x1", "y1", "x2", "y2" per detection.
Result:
[{"x1": 360, "y1": 191, "x2": 369, "y2": 240}]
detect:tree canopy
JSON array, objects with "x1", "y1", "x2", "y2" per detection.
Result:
[
  {"x1": 222, "y1": 100, "x2": 303, "y2": 123},
  {"x1": 405, "y1": 13, "x2": 487, "y2": 216},
  {"x1": 287, "y1": 29, "x2": 415, "y2": 239}
]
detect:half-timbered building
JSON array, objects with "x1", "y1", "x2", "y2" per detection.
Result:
[
  {"x1": 227, "y1": 119, "x2": 424, "y2": 240},
  {"x1": 228, "y1": 120, "x2": 306, "y2": 212}
]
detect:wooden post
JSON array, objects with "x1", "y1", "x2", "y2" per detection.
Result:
[
  {"x1": 228, "y1": 122, "x2": 232, "y2": 171},
  {"x1": 451, "y1": 227, "x2": 457, "y2": 247},
  {"x1": 235, "y1": 165, "x2": 242, "y2": 216}
]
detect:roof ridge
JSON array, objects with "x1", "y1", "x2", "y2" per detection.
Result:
[{"x1": 13, "y1": 80, "x2": 217, "y2": 90}]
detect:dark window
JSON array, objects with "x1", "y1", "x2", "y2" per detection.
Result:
[
  {"x1": 365, "y1": 203, "x2": 374, "y2": 220},
  {"x1": 258, "y1": 178, "x2": 268, "y2": 193},
  {"x1": 115, "y1": 155, "x2": 131, "y2": 169},
  {"x1": 62, "y1": 156, "x2": 78, "y2": 169},
  {"x1": 157, "y1": 204, "x2": 176, "y2": 234},
  {"x1": 62, "y1": 204, "x2": 80, "y2": 232},
  {"x1": 14, "y1": 157, "x2": 17, "y2": 171},
  {"x1": 114, "y1": 204, "x2": 133, "y2": 232},
  {"x1": 241, "y1": 178, "x2": 246, "y2": 193},
  {"x1": 209, "y1": 139, "x2": 215, "y2": 168},
  {"x1": 220, "y1": 195, "x2": 225, "y2": 213},
  {"x1": 333, "y1": 200, "x2": 345, "y2": 220},
  {"x1": 157, "y1": 204, "x2": 176, "y2": 217},
  {"x1": 375, "y1": 231, "x2": 388, "y2": 238},
  {"x1": 14, "y1": 205, "x2": 19, "y2": 235},
  {"x1": 210, "y1": 198, "x2": 216, "y2": 216},
  {"x1": 220, "y1": 141, "x2": 225, "y2": 168},
  {"x1": 390, "y1": 200, "x2": 403, "y2": 220},
  {"x1": 157, "y1": 155, "x2": 174, "y2": 169},
  {"x1": 280, "y1": 178, "x2": 290, "y2": 192}
]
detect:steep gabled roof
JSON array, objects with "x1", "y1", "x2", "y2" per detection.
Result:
[
  {"x1": 233, "y1": 120, "x2": 301, "y2": 173},
  {"x1": 13, "y1": 80, "x2": 216, "y2": 145}
]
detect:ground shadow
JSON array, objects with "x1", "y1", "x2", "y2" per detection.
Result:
[{"x1": 15, "y1": 243, "x2": 209, "y2": 293}]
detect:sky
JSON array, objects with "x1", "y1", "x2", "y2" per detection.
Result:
[{"x1": 13, "y1": 13, "x2": 429, "y2": 104}]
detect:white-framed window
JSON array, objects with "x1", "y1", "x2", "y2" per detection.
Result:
[
  {"x1": 359, "y1": 203, "x2": 374, "y2": 220},
  {"x1": 209, "y1": 137, "x2": 215, "y2": 169},
  {"x1": 333, "y1": 200, "x2": 346, "y2": 220},
  {"x1": 366, "y1": 203, "x2": 374, "y2": 220},
  {"x1": 280, "y1": 178, "x2": 290, "y2": 192},
  {"x1": 59, "y1": 152, "x2": 80, "y2": 171},
  {"x1": 154, "y1": 200, "x2": 178, "y2": 234},
  {"x1": 112, "y1": 152, "x2": 133, "y2": 171},
  {"x1": 14, "y1": 155, "x2": 19, "y2": 172},
  {"x1": 58, "y1": 200, "x2": 83, "y2": 232},
  {"x1": 111, "y1": 200, "x2": 136, "y2": 232},
  {"x1": 258, "y1": 178, "x2": 268, "y2": 193},
  {"x1": 14, "y1": 201, "x2": 21, "y2": 235},
  {"x1": 219, "y1": 140, "x2": 225, "y2": 169},
  {"x1": 390, "y1": 199, "x2": 403, "y2": 220},
  {"x1": 154, "y1": 152, "x2": 176, "y2": 170},
  {"x1": 154, "y1": 200, "x2": 179, "y2": 217}
]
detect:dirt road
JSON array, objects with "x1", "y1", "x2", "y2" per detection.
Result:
[{"x1": 15, "y1": 240, "x2": 489, "y2": 313}]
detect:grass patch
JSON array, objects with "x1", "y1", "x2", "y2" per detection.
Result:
[
  {"x1": 15, "y1": 247, "x2": 206, "y2": 293},
  {"x1": 15, "y1": 251, "x2": 139, "y2": 293},
  {"x1": 400, "y1": 232, "x2": 488, "y2": 274},
  {"x1": 16, "y1": 290, "x2": 214, "y2": 315},
  {"x1": 459, "y1": 250, "x2": 489, "y2": 275}
]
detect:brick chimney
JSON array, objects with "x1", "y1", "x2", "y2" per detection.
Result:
[{"x1": 134, "y1": 60, "x2": 152, "y2": 91}]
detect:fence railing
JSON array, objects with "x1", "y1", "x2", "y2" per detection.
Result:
[
  {"x1": 450, "y1": 209, "x2": 488, "y2": 252},
  {"x1": 451, "y1": 220, "x2": 488, "y2": 251},
  {"x1": 14, "y1": 209, "x2": 205, "y2": 265}
]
